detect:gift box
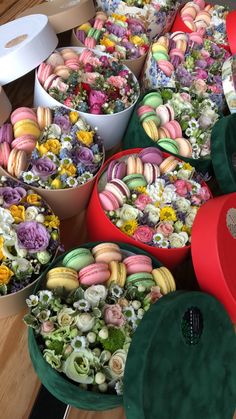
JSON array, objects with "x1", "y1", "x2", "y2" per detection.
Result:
[
  {"x1": 27, "y1": 243, "x2": 236, "y2": 416},
  {"x1": 222, "y1": 55, "x2": 236, "y2": 114},
  {"x1": 18, "y1": 0, "x2": 95, "y2": 34},
  {"x1": 33, "y1": 46, "x2": 140, "y2": 151},
  {"x1": 86, "y1": 148, "x2": 212, "y2": 269}
]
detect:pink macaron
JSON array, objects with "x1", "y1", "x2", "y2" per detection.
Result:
[
  {"x1": 99, "y1": 190, "x2": 120, "y2": 211},
  {"x1": 79, "y1": 262, "x2": 110, "y2": 285},
  {"x1": 123, "y1": 255, "x2": 153, "y2": 275},
  {"x1": 64, "y1": 58, "x2": 80, "y2": 70},
  {"x1": 11, "y1": 107, "x2": 37, "y2": 125},
  {"x1": 11, "y1": 135, "x2": 37, "y2": 154},
  {"x1": 85, "y1": 37, "x2": 97, "y2": 49},
  {"x1": 163, "y1": 121, "x2": 182, "y2": 139},
  {"x1": 0, "y1": 142, "x2": 10, "y2": 168},
  {"x1": 43, "y1": 74, "x2": 61, "y2": 91},
  {"x1": 169, "y1": 48, "x2": 185, "y2": 61},
  {"x1": 158, "y1": 60, "x2": 175, "y2": 77},
  {"x1": 105, "y1": 179, "x2": 130, "y2": 205},
  {"x1": 0, "y1": 123, "x2": 13, "y2": 144},
  {"x1": 107, "y1": 160, "x2": 127, "y2": 181},
  {"x1": 156, "y1": 105, "x2": 175, "y2": 125},
  {"x1": 138, "y1": 147, "x2": 163, "y2": 165},
  {"x1": 79, "y1": 49, "x2": 93, "y2": 64},
  {"x1": 37, "y1": 62, "x2": 53, "y2": 85},
  {"x1": 143, "y1": 162, "x2": 160, "y2": 184},
  {"x1": 137, "y1": 105, "x2": 155, "y2": 118}
]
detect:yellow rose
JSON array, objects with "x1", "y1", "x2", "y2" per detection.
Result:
[
  {"x1": 100, "y1": 37, "x2": 115, "y2": 48},
  {"x1": 44, "y1": 139, "x2": 61, "y2": 155},
  {"x1": 76, "y1": 131, "x2": 94, "y2": 146},
  {"x1": 37, "y1": 143, "x2": 50, "y2": 156},
  {"x1": 44, "y1": 215, "x2": 60, "y2": 229},
  {"x1": 0, "y1": 265, "x2": 14, "y2": 285},
  {"x1": 0, "y1": 237, "x2": 5, "y2": 261},
  {"x1": 130, "y1": 35, "x2": 145, "y2": 46},
  {"x1": 51, "y1": 177, "x2": 62, "y2": 189},
  {"x1": 60, "y1": 163, "x2": 77, "y2": 177},
  {"x1": 9, "y1": 205, "x2": 25, "y2": 223},
  {"x1": 26, "y1": 194, "x2": 42, "y2": 206},
  {"x1": 69, "y1": 111, "x2": 79, "y2": 124},
  {"x1": 111, "y1": 13, "x2": 127, "y2": 22}
]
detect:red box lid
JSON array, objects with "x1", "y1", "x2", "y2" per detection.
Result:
[{"x1": 192, "y1": 193, "x2": 236, "y2": 323}]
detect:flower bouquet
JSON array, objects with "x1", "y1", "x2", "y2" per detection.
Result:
[
  {"x1": 86, "y1": 148, "x2": 212, "y2": 268},
  {"x1": 95, "y1": 0, "x2": 184, "y2": 40},
  {"x1": 0, "y1": 106, "x2": 104, "y2": 219},
  {"x1": 25, "y1": 242, "x2": 176, "y2": 409},
  {"x1": 34, "y1": 47, "x2": 140, "y2": 150},
  {"x1": 71, "y1": 11, "x2": 150, "y2": 78},
  {"x1": 0, "y1": 175, "x2": 60, "y2": 317},
  {"x1": 142, "y1": 32, "x2": 230, "y2": 110}
]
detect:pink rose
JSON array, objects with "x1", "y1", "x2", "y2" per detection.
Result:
[
  {"x1": 41, "y1": 321, "x2": 55, "y2": 334},
  {"x1": 51, "y1": 79, "x2": 68, "y2": 93},
  {"x1": 104, "y1": 304, "x2": 125, "y2": 327},
  {"x1": 193, "y1": 79, "x2": 207, "y2": 94},
  {"x1": 198, "y1": 186, "x2": 211, "y2": 202},
  {"x1": 133, "y1": 225, "x2": 153, "y2": 244},
  {"x1": 175, "y1": 180, "x2": 192, "y2": 197},
  {"x1": 201, "y1": 50, "x2": 210, "y2": 59},
  {"x1": 84, "y1": 63, "x2": 94, "y2": 72},
  {"x1": 118, "y1": 70, "x2": 129, "y2": 77},
  {"x1": 180, "y1": 92, "x2": 191, "y2": 102},
  {"x1": 156, "y1": 222, "x2": 174, "y2": 237},
  {"x1": 191, "y1": 195, "x2": 202, "y2": 205},
  {"x1": 135, "y1": 194, "x2": 153, "y2": 210},
  {"x1": 89, "y1": 90, "x2": 107, "y2": 106},
  {"x1": 208, "y1": 85, "x2": 221, "y2": 94},
  {"x1": 107, "y1": 76, "x2": 127, "y2": 89},
  {"x1": 82, "y1": 72, "x2": 100, "y2": 84},
  {"x1": 195, "y1": 69, "x2": 208, "y2": 80}
]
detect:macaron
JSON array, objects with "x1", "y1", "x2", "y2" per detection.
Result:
[
  {"x1": 152, "y1": 267, "x2": 176, "y2": 294},
  {"x1": 126, "y1": 272, "x2": 156, "y2": 289},
  {"x1": 123, "y1": 255, "x2": 153, "y2": 275},
  {"x1": 46, "y1": 267, "x2": 79, "y2": 291},
  {"x1": 163, "y1": 121, "x2": 182, "y2": 139},
  {"x1": 11, "y1": 135, "x2": 36, "y2": 154},
  {"x1": 37, "y1": 107, "x2": 52, "y2": 130},
  {"x1": 62, "y1": 248, "x2": 95, "y2": 271},
  {"x1": 158, "y1": 60, "x2": 175, "y2": 77},
  {"x1": 123, "y1": 174, "x2": 147, "y2": 190},
  {"x1": 142, "y1": 92, "x2": 163, "y2": 109},
  {"x1": 0, "y1": 123, "x2": 13, "y2": 144},
  {"x1": 7, "y1": 148, "x2": 28, "y2": 177},
  {"x1": 159, "y1": 156, "x2": 179, "y2": 174},
  {"x1": 142, "y1": 120, "x2": 159, "y2": 141},
  {"x1": 99, "y1": 190, "x2": 120, "y2": 211},
  {"x1": 127, "y1": 156, "x2": 143, "y2": 175},
  {"x1": 37, "y1": 62, "x2": 54, "y2": 85},
  {"x1": 158, "y1": 127, "x2": 171, "y2": 139},
  {"x1": 43, "y1": 74, "x2": 60, "y2": 91},
  {"x1": 13, "y1": 119, "x2": 41, "y2": 140},
  {"x1": 54, "y1": 65, "x2": 71, "y2": 79},
  {"x1": 157, "y1": 138, "x2": 179, "y2": 154},
  {"x1": 46, "y1": 52, "x2": 64, "y2": 67},
  {"x1": 153, "y1": 51, "x2": 169, "y2": 61},
  {"x1": 79, "y1": 262, "x2": 110, "y2": 285},
  {"x1": 142, "y1": 114, "x2": 161, "y2": 126},
  {"x1": 138, "y1": 147, "x2": 163, "y2": 165},
  {"x1": 156, "y1": 104, "x2": 175, "y2": 125},
  {"x1": 92, "y1": 243, "x2": 122, "y2": 263},
  {"x1": 107, "y1": 261, "x2": 126, "y2": 287},
  {"x1": 143, "y1": 162, "x2": 160, "y2": 184},
  {"x1": 0, "y1": 142, "x2": 10, "y2": 169},
  {"x1": 175, "y1": 137, "x2": 192, "y2": 157},
  {"x1": 137, "y1": 105, "x2": 157, "y2": 123},
  {"x1": 107, "y1": 160, "x2": 126, "y2": 181},
  {"x1": 11, "y1": 107, "x2": 37, "y2": 125},
  {"x1": 105, "y1": 179, "x2": 130, "y2": 204}
]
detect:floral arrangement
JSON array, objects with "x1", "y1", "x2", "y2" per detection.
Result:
[
  {"x1": 17, "y1": 108, "x2": 104, "y2": 189},
  {"x1": 205, "y1": 5, "x2": 229, "y2": 46},
  {"x1": 38, "y1": 48, "x2": 139, "y2": 115},
  {"x1": 139, "y1": 90, "x2": 220, "y2": 158},
  {"x1": 24, "y1": 244, "x2": 173, "y2": 394},
  {"x1": 99, "y1": 150, "x2": 211, "y2": 247},
  {"x1": 0, "y1": 176, "x2": 60, "y2": 296},
  {"x1": 75, "y1": 12, "x2": 150, "y2": 60},
  {"x1": 97, "y1": 0, "x2": 181, "y2": 11},
  {"x1": 142, "y1": 32, "x2": 230, "y2": 109}
]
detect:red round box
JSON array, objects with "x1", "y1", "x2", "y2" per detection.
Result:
[
  {"x1": 192, "y1": 193, "x2": 236, "y2": 323},
  {"x1": 87, "y1": 148, "x2": 212, "y2": 270}
]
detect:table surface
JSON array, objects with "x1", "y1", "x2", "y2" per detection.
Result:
[{"x1": 0, "y1": 1, "x2": 235, "y2": 418}]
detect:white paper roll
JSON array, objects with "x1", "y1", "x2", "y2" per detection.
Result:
[
  {"x1": 0, "y1": 15, "x2": 58, "y2": 85},
  {"x1": 34, "y1": 47, "x2": 140, "y2": 150}
]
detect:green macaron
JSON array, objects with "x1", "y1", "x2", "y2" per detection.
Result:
[
  {"x1": 127, "y1": 272, "x2": 156, "y2": 289},
  {"x1": 142, "y1": 114, "x2": 161, "y2": 126},
  {"x1": 62, "y1": 248, "x2": 94, "y2": 271},
  {"x1": 153, "y1": 51, "x2": 169, "y2": 61},
  {"x1": 123, "y1": 174, "x2": 147, "y2": 190},
  {"x1": 139, "y1": 110, "x2": 157, "y2": 123},
  {"x1": 143, "y1": 92, "x2": 163, "y2": 109},
  {"x1": 157, "y1": 138, "x2": 179, "y2": 154}
]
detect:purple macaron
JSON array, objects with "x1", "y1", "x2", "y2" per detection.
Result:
[
  {"x1": 107, "y1": 160, "x2": 127, "y2": 181},
  {"x1": 138, "y1": 147, "x2": 164, "y2": 165},
  {"x1": 0, "y1": 123, "x2": 13, "y2": 144}
]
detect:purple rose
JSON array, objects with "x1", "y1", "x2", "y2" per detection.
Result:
[
  {"x1": 89, "y1": 90, "x2": 108, "y2": 107},
  {"x1": 17, "y1": 221, "x2": 50, "y2": 253},
  {"x1": 77, "y1": 147, "x2": 94, "y2": 165},
  {"x1": 0, "y1": 186, "x2": 26, "y2": 207},
  {"x1": 32, "y1": 157, "x2": 57, "y2": 179},
  {"x1": 53, "y1": 115, "x2": 71, "y2": 132}
]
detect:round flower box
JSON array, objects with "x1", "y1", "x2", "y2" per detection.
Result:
[
  {"x1": 122, "y1": 89, "x2": 221, "y2": 174},
  {"x1": 27, "y1": 243, "x2": 236, "y2": 416},
  {"x1": 0, "y1": 176, "x2": 60, "y2": 318},
  {"x1": 71, "y1": 12, "x2": 150, "y2": 78},
  {"x1": 0, "y1": 106, "x2": 105, "y2": 220},
  {"x1": 86, "y1": 148, "x2": 212, "y2": 269},
  {"x1": 95, "y1": 0, "x2": 184, "y2": 40},
  {"x1": 33, "y1": 47, "x2": 140, "y2": 151}
]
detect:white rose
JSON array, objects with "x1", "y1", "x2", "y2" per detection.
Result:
[
  {"x1": 117, "y1": 204, "x2": 140, "y2": 221},
  {"x1": 175, "y1": 198, "x2": 191, "y2": 212},
  {"x1": 108, "y1": 350, "x2": 127, "y2": 379},
  {"x1": 25, "y1": 206, "x2": 39, "y2": 221},
  {"x1": 162, "y1": 185, "x2": 176, "y2": 203},
  {"x1": 0, "y1": 208, "x2": 14, "y2": 225},
  {"x1": 76, "y1": 313, "x2": 95, "y2": 332},
  {"x1": 57, "y1": 308, "x2": 76, "y2": 327},
  {"x1": 144, "y1": 204, "x2": 160, "y2": 224},
  {"x1": 177, "y1": 169, "x2": 193, "y2": 180},
  {"x1": 0, "y1": 223, "x2": 16, "y2": 245},
  {"x1": 84, "y1": 285, "x2": 107, "y2": 307},
  {"x1": 169, "y1": 233, "x2": 186, "y2": 248}
]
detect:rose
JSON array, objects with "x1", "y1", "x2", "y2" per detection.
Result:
[
  {"x1": 155, "y1": 222, "x2": 174, "y2": 237},
  {"x1": 63, "y1": 349, "x2": 97, "y2": 384},
  {"x1": 77, "y1": 147, "x2": 94, "y2": 165},
  {"x1": 147, "y1": 286, "x2": 162, "y2": 304},
  {"x1": 107, "y1": 76, "x2": 127, "y2": 89},
  {"x1": 84, "y1": 285, "x2": 107, "y2": 307},
  {"x1": 9, "y1": 205, "x2": 25, "y2": 223},
  {"x1": 25, "y1": 206, "x2": 39, "y2": 221},
  {"x1": 0, "y1": 186, "x2": 26, "y2": 208},
  {"x1": 134, "y1": 194, "x2": 153, "y2": 211},
  {"x1": 53, "y1": 115, "x2": 71, "y2": 132},
  {"x1": 198, "y1": 186, "x2": 211, "y2": 202},
  {"x1": 77, "y1": 131, "x2": 93, "y2": 147},
  {"x1": 57, "y1": 308, "x2": 75, "y2": 327},
  {"x1": 32, "y1": 157, "x2": 57, "y2": 180},
  {"x1": 144, "y1": 204, "x2": 160, "y2": 224},
  {"x1": 17, "y1": 221, "x2": 50, "y2": 253},
  {"x1": 41, "y1": 320, "x2": 55, "y2": 334},
  {"x1": 175, "y1": 198, "x2": 191, "y2": 212},
  {"x1": 162, "y1": 185, "x2": 177, "y2": 203},
  {"x1": 90, "y1": 104, "x2": 102, "y2": 114},
  {"x1": 43, "y1": 349, "x2": 62, "y2": 369},
  {"x1": 26, "y1": 194, "x2": 41, "y2": 205},
  {"x1": 89, "y1": 90, "x2": 108, "y2": 107},
  {"x1": 51, "y1": 79, "x2": 68, "y2": 93},
  {"x1": 169, "y1": 233, "x2": 186, "y2": 248},
  {"x1": 192, "y1": 79, "x2": 207, "y2": 95},
  {"x1": 175, "y1": 180, "x2": 192, "y2": 197},
  {"x1": 0, "y1": 208, "x2": 14, "y2": 225},
  {"x1": 117, "y1": 204, "x2": 140, "y2": 221},
  {"x1": 104, "y1": 304, "x2": 125, "y2": 327},
  {"x1": 133, "y1": 225, "x2": 153, "y2": 244},
  {"x1": 195, "y1": 69, "x2": 208, "y2": 80},
  {"x1": 76, "y1": 313, "x2": 95, "y2": 332},
  {"x1": 108, "y1": 349, "x2": 127, "y2": 378},
  {"x1": 191, "y1": 195, "x2": 202, "y2": 205},
  {"x1": 0, "y1": 265, "x2": 14, "y2": 285},
  {"x1": 81, "y1": 72, "x2": 100, "y2": 84}
]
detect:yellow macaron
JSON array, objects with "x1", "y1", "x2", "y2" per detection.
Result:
[
  {"x1": 107, "y1": 261, "x2": 127, "y2": 287},
  {"x1": 13, "y1": 119, "x2": 41, "y2": 139},
  {"x1": 142, "y1": 120, "x2": 159, "y2": 141},
  {"x1": 152, "y1": 267, "x2": 176, "y2": 294},
  {"x1": 46, "y1": 267, "x2": 79, "y2": 291}
]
